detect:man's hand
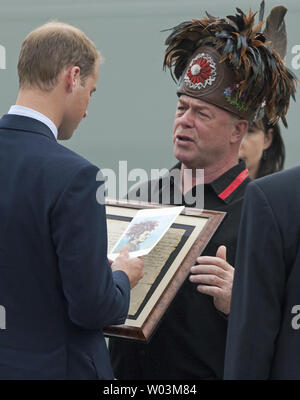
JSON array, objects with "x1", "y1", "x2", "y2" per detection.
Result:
[
  {"x1": 111, "y1": 251, "x2": 144, "y2": 289},
  {"x1": 189, "y1": 246, "x2": 234, "y2": 315}
]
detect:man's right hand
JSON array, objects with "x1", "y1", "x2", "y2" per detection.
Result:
[{"x1": 111, "y1": 251, "x2": 144, "y2": 289}]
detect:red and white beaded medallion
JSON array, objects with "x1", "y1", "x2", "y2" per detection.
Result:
[{"x1": 184, "y1": 53, "x2": 217, "y2": 89}]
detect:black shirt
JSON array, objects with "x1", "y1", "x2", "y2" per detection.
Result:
[{"x1": 109, "y1": 160, "x2": 250, "y2": 379}]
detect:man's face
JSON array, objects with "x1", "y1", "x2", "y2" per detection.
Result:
[
  {"x1": 58, "y1": 64, "x2": 99, "y2": 140},
  {"x1": 172, "y1": 95, "x2": 239, "y2": 169}
]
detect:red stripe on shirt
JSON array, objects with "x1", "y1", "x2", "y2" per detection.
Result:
[{"x1": 218, "y1": 169, "x2": 249, "y2": 200}]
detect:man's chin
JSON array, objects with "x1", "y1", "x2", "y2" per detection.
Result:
[
  {"x1": 174, "y1": 154, "x2": 205, "y2": 170},
  {"x1": 57, "y1": 130, "x2": 75, "y2": 140},
  {"x1": 174, "y1": 149, "x2": 194, "y2": 167}
]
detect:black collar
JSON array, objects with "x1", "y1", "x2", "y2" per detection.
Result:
[
  {"x1": 169, "y1": 159, "x2": 249, "y2": 204},
  {"x1": 209, "y1": 160, "x2": 249, "y2": 203}
]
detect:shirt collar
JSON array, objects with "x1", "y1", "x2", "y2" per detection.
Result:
[
  {"x1": 169, "y1": 159, "x2": 249, "y2": 204},
  {"x1": 8, "y1": 105, "x2": 58, "y2": 140},
  {"x1": 209, "y1": 160, "x2": 249, "y2": 203}
]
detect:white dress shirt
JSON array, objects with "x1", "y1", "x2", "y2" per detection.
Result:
[{"x1": 8, "y1": 105, "x2": 58, "y2": 140}]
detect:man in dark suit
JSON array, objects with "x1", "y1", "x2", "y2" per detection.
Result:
[
  {"x1": 224, "y1": 166, "x2": 300, "y2": 379},
  {"x1": 0, "y1": 21, "x2": 143, "y2": 380}
]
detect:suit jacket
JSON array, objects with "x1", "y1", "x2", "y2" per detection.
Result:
[
  {"x1": 224, "y1": 166, "x2": 300, "y2": 379},
  {"x1": 0, "y1": 114, "x2": 130, "y2": 380}
]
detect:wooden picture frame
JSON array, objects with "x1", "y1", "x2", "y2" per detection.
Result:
[{"x1": 104, "y1": 198, "x2": 226, "y2": 342}]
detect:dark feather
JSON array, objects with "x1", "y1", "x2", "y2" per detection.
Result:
[
  {"x1": 263, "y1": 6, "x2": 287, "y2": 58},
  {"x1": 162, "y1": 6, "x2": 297, "y2": 126},
  {"x1": 259, "y1": 0, "x2": 265, "y2": 22},
  {"x1": 205, "y1": 11, "x2": 218, "y2": 19},
  {"x1": 223, "y1": 38, "x2": 234, "y2": 54},
  {"x1": 215, "y1": 30, "x2": 231, "y2": 39}
]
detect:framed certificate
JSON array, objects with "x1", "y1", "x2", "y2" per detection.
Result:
[{"x1": 104, "y1": 199, "x2": 226, "y2": 342}]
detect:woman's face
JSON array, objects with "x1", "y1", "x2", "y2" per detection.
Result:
[{"x1": 239, "y1": 126, "x2": 273, "y2": 179}]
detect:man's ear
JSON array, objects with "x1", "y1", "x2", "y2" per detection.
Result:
[
  {"x1": 231, "y1": 119, "x2": 248, "y2": 144},
  {"x1": 64, "y1": 66, "x2": 81, "y2": 93}
]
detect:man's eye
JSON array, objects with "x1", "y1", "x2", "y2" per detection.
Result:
[{"x1": 197, "y1": 111, "x2": 209, "y2": 118}]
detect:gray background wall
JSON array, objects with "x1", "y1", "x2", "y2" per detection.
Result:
[{"x1": 0, "y1": 0, "x2": 299, "y2": 191}]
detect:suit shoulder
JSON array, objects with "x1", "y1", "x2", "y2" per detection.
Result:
[
  {"x1": 247, "y1": 167, "x2": 300, "y2": 221},
  {"x1": 35, "y1": 143, "x2": 103, "y2": 194},
  {"x1": 254, "y1": 166, "x2": 300, "y2": 196},
  {"x1": 52, "y1": 142, "x2": 94, "y2": 167},
  {"x1": 45, "y1": 141, "x2": 100, "y2": 176}
]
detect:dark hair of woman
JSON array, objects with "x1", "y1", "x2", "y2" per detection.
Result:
[{"x1": 252, "y1": 116, "x2": 285, "y2": 179}]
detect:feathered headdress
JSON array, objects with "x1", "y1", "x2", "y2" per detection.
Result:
[{"x1": 163, "y1": 2, "x2": 297, "y2": 126}]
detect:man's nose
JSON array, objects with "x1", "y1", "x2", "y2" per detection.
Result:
[
  {"x1": 83, "y1": 110, "x2": 88, "y2": 118},
  {"x1": 178, "y1": 108, "x2": 194, "y2": 127}
]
